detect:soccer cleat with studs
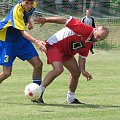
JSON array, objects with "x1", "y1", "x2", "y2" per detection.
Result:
[
  {"x1": 32, "y1": 92, "x2": 44, "y2": 104},
  {"x1": 32, "y1": 97, "x2": 44, "y2": 104},
  {"x1": 67, "y1": 98, "x2": 84, "y2": 104}
]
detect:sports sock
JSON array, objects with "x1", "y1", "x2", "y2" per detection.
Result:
[
  {"x1": 40, "y1": 84, "x2": 45, "y2": 93},
  {"x1": 32, "y1": 79, "x2": 42, "y2": 86},
  {"x1": 67, "y1": 91, "x2": 75, "y2": 103}
]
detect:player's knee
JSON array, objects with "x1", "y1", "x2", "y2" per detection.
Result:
[
  {"x1": 3, "y1": 71, "x2": 11, "y2": 78},
  {"x1": 72, "y1": 70, "x2": 81, "y2": 79},
  {"x1": 35, "y1": 61, "x2": 43, "y2": 69},
  {"x1": 54, "y1": 67, "x2": 64, "y2": 76},
  {"x1": 38, "y1": 61, "x2": 43, "y2": 68}
]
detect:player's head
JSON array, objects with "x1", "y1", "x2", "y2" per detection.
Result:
[
  {"x1": 86, "y1": 9, "x2": 91, "y2": 17},
  {"x1": 92, "y1": 26, "x2": 109, "y2": 42},
  {"x1": 22, "y1": 0, "x2": 35, "y2": 12}
]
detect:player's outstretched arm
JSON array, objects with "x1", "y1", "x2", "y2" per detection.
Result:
[
  {"x1": 21, "y1": 30, "x2": 46, "y2": 52},
  {"x1": 34, "y1": 17, "x2": 67, "y2": 25}
]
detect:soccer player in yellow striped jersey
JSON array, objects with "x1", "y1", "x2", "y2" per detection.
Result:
[{"x1": 0, "y1": 0, "x2": 46, "y2": 103}]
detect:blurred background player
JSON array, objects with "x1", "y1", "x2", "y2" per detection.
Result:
[
  {"x1": 81, "y1": 9, "x2": 96, "y2": 28},
  {"x1": 81, "y1": 9, "x2": 96, "y2": 54},
  {"x1": 0, "y1": 0, "x2": 46, "y2": 103}
]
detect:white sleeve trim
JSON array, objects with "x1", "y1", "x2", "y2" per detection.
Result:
[
  {"x1": 80, "y1": 55, "x2": 87, "y2": 58},
  {"x1": 66, "y1": 16, "x2": 72, "y2": 25}
]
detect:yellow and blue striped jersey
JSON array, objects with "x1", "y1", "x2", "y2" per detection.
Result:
[{"x1": 0, "y1": 0, "x2": 36, "y2": 41}]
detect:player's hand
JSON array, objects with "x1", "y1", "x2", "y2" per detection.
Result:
[
  {"x1": 28, "y1": 24, "x2": 33, "y2": 30},
  {"x1": 36, "y1": 41, "x2": 46, "y2": 52},
  {"x1": 33, "y1": 17, "x2": 46, "y2": 27},
  {"x1": 82, "y1": 71, "x2": 93, "y2": 81}
]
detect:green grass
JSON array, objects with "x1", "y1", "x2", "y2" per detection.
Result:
[
  {"x1": 0, "y1": 50, "x2": 120, "y2": 120},
  {"x1": 0, "y1": 16, "x2": 120, "y2": 120}
]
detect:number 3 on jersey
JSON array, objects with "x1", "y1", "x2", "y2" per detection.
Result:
[{"x1": 4, "y1": 55, "x2": 9, "y2": 63}]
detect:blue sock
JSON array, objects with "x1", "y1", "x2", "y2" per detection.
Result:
[{"x1": 33, "y1": 79, "x2": 42, "y2": 86}]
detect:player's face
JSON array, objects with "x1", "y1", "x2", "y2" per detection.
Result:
[
  {"x1": 22, "y1": 0, "x2": 34, "y2": 12},
  {"x1": 92, "y1": 28, "x2": 106, "y2": 42},
  {"x1": 86, "y1": 10, "x2": 91, "y2": 17}
]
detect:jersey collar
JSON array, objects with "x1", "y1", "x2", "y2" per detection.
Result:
[{"x1": 86, "y1": 31, "x2": 93, "y2": 43}]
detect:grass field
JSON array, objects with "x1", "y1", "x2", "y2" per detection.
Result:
[
  {"x1": 0, "y1": 49, "x2": 120, "y2": 120},
  {"x1": 0, "y1": 17, "x2": 120, "y2": 120}
]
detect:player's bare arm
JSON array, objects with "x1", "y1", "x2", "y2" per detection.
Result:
[
  {"x1": 21, "y1": 30, "x2": 46, "y2": 52},
  {"x1": 28, "y1": 18, "x2": 33, "y2": 30},
  {"x1": 78, "y1": 56, "x2": 93, "y2": 81},
  {"x1": 34, "y1": 17, "x2": 67, "y2": 25}
]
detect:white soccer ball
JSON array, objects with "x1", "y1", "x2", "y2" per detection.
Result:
[{"x1": 24, "y1": 83, "x2": 41, "y2": 101}]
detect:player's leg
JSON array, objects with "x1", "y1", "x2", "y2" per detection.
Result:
[
  {"x1": 41, "y1": 61, "x2": 64, "y2": 88},
  {"x1": 27, "y1": 56, "x2": 44, "y2": 103},
  {"x1": 27, "y1": 56, "x2": 43, "y2": 85},
  {"x1": 18, "y1": 38, "x2": 44, "y2": 103},
  {"x1": 40, "y1": 45, "x2": 64, "y2": 92},
  {"x1": 17, "y1": 37, "x2": 44, "y2": 103},
  {"x1": 17, "y1": 38, "x2": 43, "y2": 86},
  {"x1": 33, "y1": 61, "x2": 64, "y2": 104},
  {"x1": 0, "y1": 66, "x2": 12, "y2": 84},
  {"x1": 63, "y1": 57, "x2": 83, "y2": 104},
  {"x1": 37, "y1": 45, "x2": 64, "y2": 103},
  {"x1": 0, "y1": 41, "x2": 14, "y2": 84},
  {"x1": 63, "y1": 57, "x2": 80, "y2": 92}
]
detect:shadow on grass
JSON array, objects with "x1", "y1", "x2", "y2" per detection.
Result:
[
  {"x1": 44, "y1": 103, "x2": 120, "y2": 109},
  {"x1": 0, "y1": 101, "x2": 120, "y2": 109}
]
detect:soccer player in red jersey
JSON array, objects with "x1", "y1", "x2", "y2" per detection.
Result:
[{"x1": 34, "y1": 16, "x2": 109, "y2": 104}]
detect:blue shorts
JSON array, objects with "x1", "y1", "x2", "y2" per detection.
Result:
[{"x1": 0, "y1": 38, "x2": 38, "y2": 66}]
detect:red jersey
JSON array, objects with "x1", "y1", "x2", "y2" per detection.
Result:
[{"x1": 46, "y1": 17, "x2": 94, "y2": 58}]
